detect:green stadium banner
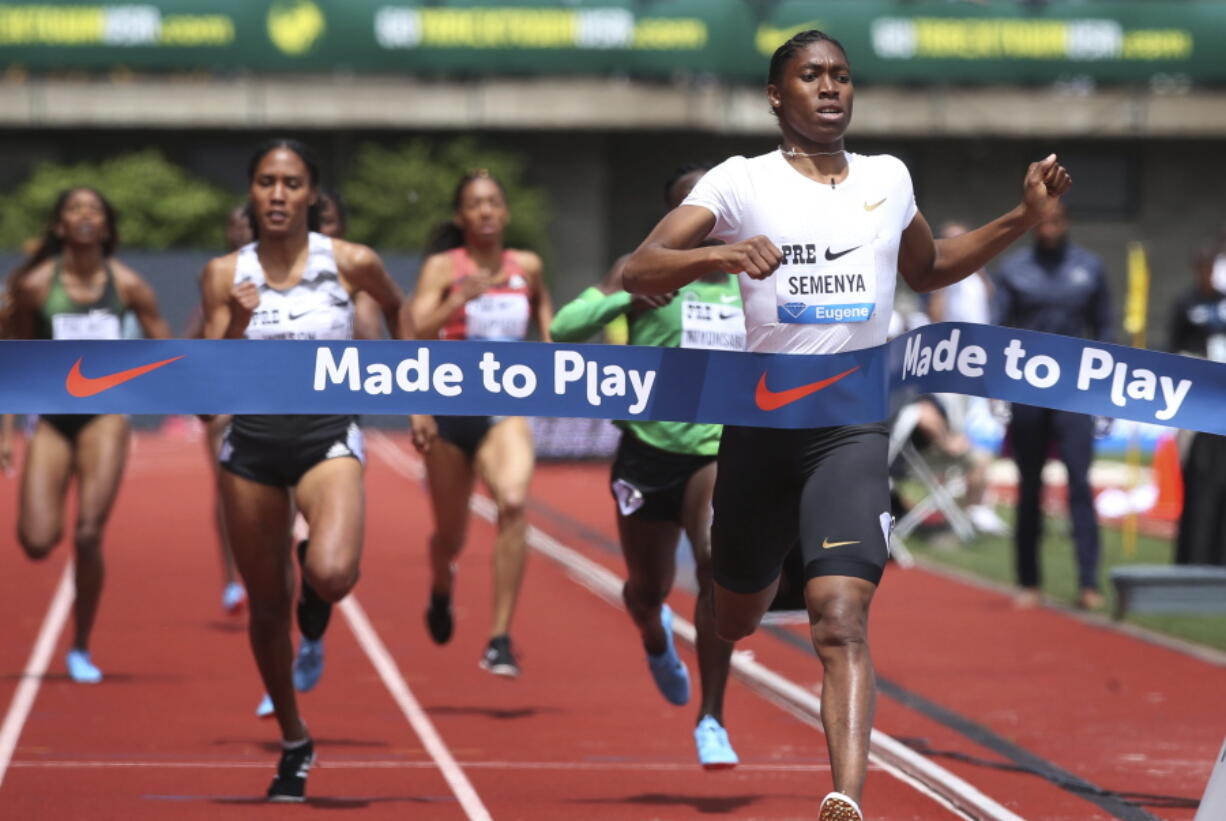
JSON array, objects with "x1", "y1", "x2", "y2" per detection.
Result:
[{"x1": 1, "y1": 0, "x2": 1221, "y2": 84}]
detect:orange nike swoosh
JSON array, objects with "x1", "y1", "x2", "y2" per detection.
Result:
[
  {"x1": 65, "y1": 356, "x2": 185, "y2": 398},
  {"x1": 754, "y1": 366, "x2": 860, "y2": 412},
  {"x1": 864, "y1": 198, "x2": 886, "y2": 211}
]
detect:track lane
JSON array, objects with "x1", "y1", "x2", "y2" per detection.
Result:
[
  {"x1": 2, "y1": 431, "x2": 1215, "y2": 819},
  {"x1": 0, "y1": 433, "x2": 469, "y2": 819},
  {"x1": 364, "y1": 433, "x2": 957, "y2": 820},
  {"x1": 524, "y1": 458, "x2": 1215, "y2": 820}
]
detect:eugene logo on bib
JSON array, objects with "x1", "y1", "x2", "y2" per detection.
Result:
[{"x1": 775, "y1": 241, "x2": 876, "y2": 325}]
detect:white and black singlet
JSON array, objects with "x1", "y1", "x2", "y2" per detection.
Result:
[
  {"x1": 683, "y1": 150, "x2": 918, "y2": 589},
  {"x1": 219, "y1": 233, "x2": 364, "y2": 487}
]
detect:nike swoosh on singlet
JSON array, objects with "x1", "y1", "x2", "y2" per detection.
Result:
[
  {"x1": 824, "y1": 246, "x2": 861, "y2": 261},
  {"x1": 288, "y1": 308, "x2": 316, "y2": 321},
  {"x1": 65, "y1": 356, "x2": 185, "y2": 398},
  {"x1": 864, "y1": 198, "x2": 887, "y2": 212},
  {"x1": 753, "y1": 366, "x2": 860, "y2": 411}
]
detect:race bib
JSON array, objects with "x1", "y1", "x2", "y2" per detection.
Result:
[
  {"x1": 680, "y1": 296, "x2": 745, "y2": 351},
  {"x1": 775, "y1": 241, "x2": 876, "y2": 325},
  {"x1": 52, "y1": 310, "x2": 122, "y2": 340},
  {"x1": 465, "y1": 293, "x2": 530, "y2": 340}
]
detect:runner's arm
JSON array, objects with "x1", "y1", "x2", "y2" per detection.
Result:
[
  {"x1": 405, "y1": 254, "x2": 466, "y2": 340},
  {"x1": 336, "y1": 241, "x2": 404, "y2": 339},
  {"x1": 625, "y1": 205, "x2": 779, "y2": 294},
  {"x1": 520, "y1": 251, "x2": 554, "y2": 343},
  {"x1": 900, "y1": 155, "x2": 1071, "y2": 293},
  {"x1": 199, "y1": 256, "x2": 245, "y2": 340},
  {"x1": 550, "y1": 287, "x2": 634, "y2": 342},
  {"x1": 115, "y1": 265, "x2": 172, "y2": 340}
]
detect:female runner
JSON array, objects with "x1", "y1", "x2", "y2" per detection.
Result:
[
  {"x1": 199, "y1": 139, "x2": 404, "y2": 801},
  {"x1": 552, "y1": 164, "x2": 741, "y2": 768},
  {"x1": 3, "y1": 187, "x2": 172, "y2": 683},
  {"x1": 406, "y1": 169, "x2": 553, "y2": 678},
  {"x1": 623, "y1": 30, "x2": 1070, "y2": 820}
]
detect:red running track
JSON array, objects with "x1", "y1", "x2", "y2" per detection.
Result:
[{"x1": 0, "y1": 431, "x2": 1220, "y2": 820}]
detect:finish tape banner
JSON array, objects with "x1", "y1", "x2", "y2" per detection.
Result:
[{"x1": 0, "y1": 323, "x2": 1221, "y2": 434}]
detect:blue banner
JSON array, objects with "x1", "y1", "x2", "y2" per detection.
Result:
[{"x1": 0, "y1": 323, "x2": 1221, "y2": 434}]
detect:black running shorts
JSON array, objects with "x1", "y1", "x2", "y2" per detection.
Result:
[
  {"x1": 40, "y1": 414, "x2": 101, "y2": 441},
  {"x1": 219, "y1": 418, "x2": 364, "y2": 488},
  {"x1": 609, "y1": 431, "x2": 716, "y2": 524},
  {"x1": 435, "y1": 415, "x2": 508, "y2": 460},
  {"x1": 711, "y1": 423, "x2": 893, "y2": 593}
]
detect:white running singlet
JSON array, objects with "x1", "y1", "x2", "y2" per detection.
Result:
[
  {"x1": 235, "y1": 232, "x2": 353, "y2": 341},
  {"x1": 683, "y1": 150, "x2": 917, "y2": 355}
]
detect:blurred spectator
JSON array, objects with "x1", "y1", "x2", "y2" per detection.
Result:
[
  {"x1": 1167, "y1": 240, "x2": 1226, "y2": 566},
  {"x1": 924, "y1": 221, "x2": 1008, "y2": 535},
  {"x1": 992, "y1": 201, "x2": 1113, "y2": 609},
  {"x1": 928, "y1": 221, "x2": 992, "y2": 326}
]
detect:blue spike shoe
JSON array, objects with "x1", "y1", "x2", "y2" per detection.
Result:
[{"x1": 646, "y1": 605, "x2": 690, "y2": 706}]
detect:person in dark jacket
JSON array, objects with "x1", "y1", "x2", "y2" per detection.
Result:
[
  {"x1": 992, "y1": 201, "x2": 1113, "y2": 610},
  {"x1": 1167, "y1": 241, "x2": 1226, "y2": 566}
]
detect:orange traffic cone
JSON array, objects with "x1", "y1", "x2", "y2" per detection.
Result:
[{"x1": 1148, "y1": 432, "x2": 1183, "y2": 521}]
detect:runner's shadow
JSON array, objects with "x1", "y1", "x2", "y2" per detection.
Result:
[
  {"x1": 211, "y1": 795, "x2": 446, "y2": 808},
  {"x1": 0, "y1": 672, "x2": 183, "y2": 684},
  {"x1": 425, "y1": 705, "x2": 562, "y2": 720},
  {"x1": 210, "y1": 738, "x2": 389, "y2": 753},
  {"x1": 569, "y1": 793, "x2": 773, "y2": 814}
]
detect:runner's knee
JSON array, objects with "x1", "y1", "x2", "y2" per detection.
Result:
[
  {"x1": 493, "y1": 489, "x2": 526, "y2": 526},
  {"x1": 73, "y1": 520, "x2": 104, "y2": 554},
  {"x1": 623, "y1": 579, "x2": 669, "y2": 614},
  {"x1": 808, "y1": 596, "x2": 869, "y2": 659},
  {"x1": 18, "y1": 527, "x2": 58, "y2": 560},
  {"x1": 306, "y1": 558, "x2": 359, "y2": 603},
  {"x1": 431, "y1": 526, "x2": 467, "y2": 557}
]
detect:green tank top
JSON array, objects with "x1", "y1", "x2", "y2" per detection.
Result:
[
  {"x1": 622, "y1": 274, "x2": 743, "y2": 456},
  {"x1": 38, "y1": 259, "x2": 126, "y2": 340}
]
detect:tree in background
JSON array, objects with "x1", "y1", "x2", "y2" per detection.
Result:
[
  {"x1": 0, "y1": 151, "x2": 231, "y2": 251},
  {"x1": 344, "y1": 138, "x2": 550, "y2": 260}
]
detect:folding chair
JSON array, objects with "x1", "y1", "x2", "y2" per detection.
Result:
[{"x1": 888, "y1": 400, "x2": 977, "y2": 559}]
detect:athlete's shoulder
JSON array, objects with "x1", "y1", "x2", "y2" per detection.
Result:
[
  {"x1": 12, "y1": 259, "x2": 54, "y2": 295},
  {"x1": 329, "y1": 237, "x2": 377, "y2": 270},
  {"x1": 200, "y1": 251, "x2": 240, "y2": 287},
  {"x1": 852, "y1": 152, "x2": 912, "y2": 183},
  {"x1": 108, "y1": 257, "x2": 151, "y2": 287},
  {"x1": 703, "y1": 154, "x2": 759, "y2": 181},
  {"x1": 508, "y1": 248, "x2": 543, "y2": 277}
]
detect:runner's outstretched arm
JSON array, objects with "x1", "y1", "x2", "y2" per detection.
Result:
[{"x1": 900, "y1": 155, "x2": 1071, "y2": 293}]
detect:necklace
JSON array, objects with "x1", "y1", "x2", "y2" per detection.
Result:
[
  {"x1": 779, "y1": 145, "x2": 846, "y2": 188},
  {"x1": 779, "y1": 145, "x2": 845, "y2": 158}
]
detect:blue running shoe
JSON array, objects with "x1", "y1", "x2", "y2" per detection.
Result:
[
  {"x1": 646, "y1": 605, "x2": 690, "y2": 706},
  {"x1": 256, "y1": 693, "x2": 275, "y2": 718},
  {"x1": 65, "y1": 649, "x2": 102, "y2": 684},
  {"x1": 694, "y1": 715, "x2": 738, "y2": 770},
  {"x1": 222, "y1": 581, "x2": 246, "y2": 615},
  {"x1": 292, "y1": 638, "x2": 324, "y2": 692}
]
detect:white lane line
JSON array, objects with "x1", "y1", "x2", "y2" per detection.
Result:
[
  {"x1": 371, "y1": 433, "x2": 1022, "y2": 821},
  {"x1": 0, "y1": 561, "x2": 74, "y2": 792},
  {"x1": 339, "y1": 595, "x2": 493, "y2": 821},
  {"x1": 10, "y1": 759, "x2": 837, "y2": 772}
]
